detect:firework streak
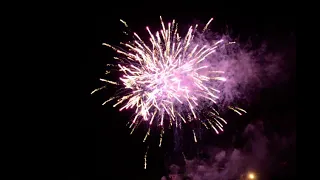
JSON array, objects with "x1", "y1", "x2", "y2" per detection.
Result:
[{"x1": 92, "y1": 16, "x2": 246, "y2": 145}]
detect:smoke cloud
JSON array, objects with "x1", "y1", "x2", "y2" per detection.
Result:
[
  {"x1": 162, "y1": 118, "x2": 296, "y2": 180},
  {"x1": 190, "y1": 28, "x2": 293, "y2": 108}
]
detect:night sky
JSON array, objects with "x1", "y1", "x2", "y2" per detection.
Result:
[{"x1": 67, "y1": 4, "x2": 295, "y2": 179}]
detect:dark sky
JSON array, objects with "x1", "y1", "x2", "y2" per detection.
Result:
[{"x1": 66, "y1": 4, "x2": 295, "y2": 179}]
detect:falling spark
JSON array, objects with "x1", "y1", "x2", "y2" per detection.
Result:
[
  {"x1": 235, "y1": 106, "x2": 247, "y2": 113},
  {"x1": 144, "y1": 146, "x2": 149, "y2": 169},
  {"x1": 143, "y1": 128, "x2": 151, "y2": 142},
  {"x1": 193, "y1": 130, "x2": 197, "y2": 143},
  {"x1": 203, "y1": 17, "x2": 213, "y2": 32},
  {"x1": 120, "y1": 19, "x2": 128, "y2": 27},
  {"x1": 201, "y1": 121, "x2": 209, "y2": 129},
  {"x1": 159, "y1": 128, "x2": 164, "y2": 147},
  {"x1": 228, "y1": 106, "x2": 247, "y2": 115},
  {"x1": 99, "y1": 78, "x2": 118, "y2": 85},
  {"x1": 91, "y1": 86, "x2": 106, "y2": 94}
]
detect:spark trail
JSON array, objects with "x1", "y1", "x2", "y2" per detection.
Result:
[{"x1": 93, "y1": 16, "x2": 246, "y2": 145}]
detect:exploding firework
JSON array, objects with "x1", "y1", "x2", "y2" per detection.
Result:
[{"x1": 92, "y1": 16, "x2": 246, "y2": 145}]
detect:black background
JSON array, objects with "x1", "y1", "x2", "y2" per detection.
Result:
[{"x1": 65, "y1": 3, "x2": 295, "y2": 179}]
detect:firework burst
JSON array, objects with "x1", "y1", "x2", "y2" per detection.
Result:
[{"x1": 92, "y1": 16, "x2": 246, "y2": 145}]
